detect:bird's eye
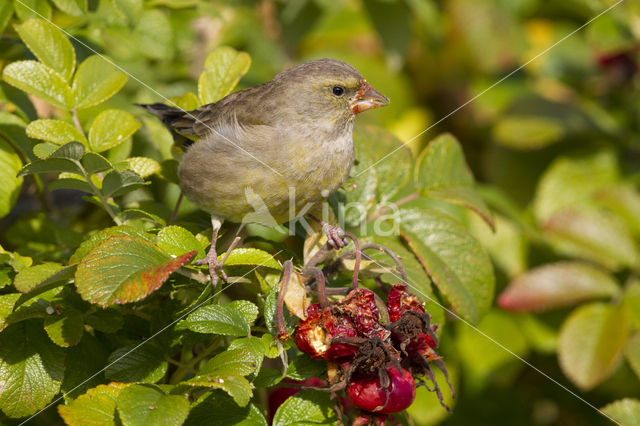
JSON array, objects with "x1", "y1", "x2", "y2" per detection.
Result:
[{"x1": 332, "y1": 86, "x2": 345, "y2": 96}]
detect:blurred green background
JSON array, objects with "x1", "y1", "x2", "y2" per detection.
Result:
[{"x1": 2, "y1": 0, "x2": 640, "y2": 424}]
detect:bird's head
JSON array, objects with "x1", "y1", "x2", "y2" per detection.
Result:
[{"x1": 273, "y1": 59, "x2": 389, "y2": 127}]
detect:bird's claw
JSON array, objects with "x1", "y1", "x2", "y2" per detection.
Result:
[
  {"x1": 322, "y1": 223, "x2": 348, "y2": 249},
  {"x1": 194, "y1": 251, "x2": 226, "y2": 292}
]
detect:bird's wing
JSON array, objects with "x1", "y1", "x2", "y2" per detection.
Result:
[{"x1": 171, "y1": 84, "x2": 272, "y2": 138}]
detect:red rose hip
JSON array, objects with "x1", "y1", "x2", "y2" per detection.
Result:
[{"x1": 346, "y1": 366, "x2": 416, "y2": 414}]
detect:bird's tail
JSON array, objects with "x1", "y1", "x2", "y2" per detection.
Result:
[
  {"x1": 135, "y1": 103, "x2": 184, "y2": 128},
  {"x1": 135, "y1": 103, "x2": 196, "y2": 151}
]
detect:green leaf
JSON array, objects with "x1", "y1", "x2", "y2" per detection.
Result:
[
  {"x1": 185, "y1": 392, "x2": 267, "y2": 426},
  {"x1": 558, "y1": 302, "x2": 630, "y2": 390},
  {"x1": 33, "y1": 142, "x2": 58, "y2": 159},
  {"x1": 74, "y1": 234, "x2": 195, "y2": 307},
  {"x1": 499, "y1": 262, "x2": 620, "y2": 312},
  {"x1": 112, "y1": 0, "x2": 143, "y2": 25},
  {"x1": 601, "y1": 399, "x2": 640, "y2": 426},
  {"x1": 13, "y1": 0, "x2": 51, "y2": 20},
  {"x1": 72, "y1": 56, "x2": 128, "y2": 109},
  {"x1": 200, "y1": 349, "x2": 258, "y2": 377},
  {"x1": 84, "y1": 308, "x2": 123, "y2": 333},
  {"x1": 0, "y1": 322, "x2": 65, "y2": 418},
  {"x1": 219, "y1": 248, "x2": 281, "y2": 270},
  {"x1": 228, "y1": 336, "x2": 267, "y2": 371},
  {"x1": 198, "y1": 46, "x2": 251, "y2": 105},
  {"x1": 398, "y1": 207, "x2": 494, "y2": 324},
  {"x1": 543, "y1": 208, "x2": 640, "y2": 271},
  {"x1": 493, "y1": 116, "x2": 565, "y2": 150},
  {"x1": 186, "y1": 374, "x2": 253, "y2": 407},
  {"x1": 60, "y1": 334, "x2": 107, "y2": 399},
  {"x1": 0, "y1": 137, "x2": 23, "y2": 219},
  {"x1": 2, "y1": 60, "x2": 73, "y2": 109},
  {"x1": 0, "y1": 2, "x2": 13, "y2": 34},
  {"x1": 414, "y1": 133, "x2": 494, "y2": 229},
  {"x1": 157, "y1": 225, "x2": 205, "y2": 259},
  {"x1": 228, "y1": 300, "x2": 259, "y2": 326},
  {"x1": 88, "y1": 109, "x2": 140, "y2": 152},
  {"x1": 19, "y1": 157, "x2": 81, "y2": 176},
  {"x1": 50, "y1": 0, "x2": 87, "y2": 16},
  {"x1": 12, "y1": 266, "x2": 75, "y2": 309},
  {"x1": 70, "y1": 225, "x2": 155, "y2": 264},
  {"x1": 286, "y1": 353, "x2": 325, "y2": 381},
  {"x1": 351, "y1": 124, "x2": 413, "y2": 203},
  {"x1": 132, "y1": 10, "x2": 173, "y2": 60},
  {"x1": 102, "y1": 169, "x2": 146, "y2": 197},
  {"x1": 181, "y1": 304, "x2": 250, "y2": 336},
  {"x1": 117, "y1": 385, "x2": 189, "y2": 426},
  {"x1": 26, "y1": 119, "x2": 87, "y2": 145},
  {"x1": 596, "y1": 184, "x2": 640, "y2": 236},
  {"x1": 625, "y1": 333, "x2": 640, "y2": 381},
  {"x1": 14, "y1": 19, "x2": 76, "y2": 81},
  {"x1": 0, "y1": 293, "x2": 21, "y2": 331},
  {"x1": 456, "y1": 310, "x2": 529, "y2": 384},
  {"x1": 82, "y1": 152, "x2": 112, "y2": 174},
  {"x1": 169, "y1": 92, "x2": 200, "y2": 110},
  {"x1": 272, "y1": 390, "x2": 336, "y2": 425},
  {"x1": 533, "y1": 150, "x2": 619, "y2": 222},
  {"x1": 624, "y1": 280, "x2": 640, "y2": 329},
  {"x1": 14, "y1": 262, "x2": 64, "y2": 293},
  {"x1": 105, "y1": 344, "x2": 167, "y2": 383},
  {"x1": 58, "y1": 382, "x2": 127, "y2": 425},
  {"x1": 44, "y1": 304, "x2": 84, "y2": 347},
  {"x1": 125, "y1": 156, "x2": 161, "y2": 178}
]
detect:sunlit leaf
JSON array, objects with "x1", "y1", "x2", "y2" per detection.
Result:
[
  {"x1": 125, "y1": 156, "x2": 161, "y2": 178},
  {"x1": 272, "y1": 390, "x2": 336, "y2": 426},
  {"x1": 414, "y1": 133, "x2": 494, "y2": 229},
  {"x1": 493, "y1": 116, "x2": 565, "y2": 150},
  {"x1": 26, "y1": 119, "x2": 87, "y2": 146},
  {"x1": 180, "y1": 304, "x2": 250, "y2": 336},
  {"x1": 543, "y1": 208, "x2": 640, "y2": 271},
  {"x1": 198, "y1": 46, "x2": 251, "y2": 104},
  {"x1": 74, "y1": 234, "x2": 195, "y2": 307},
  {"x1": 186, "y1": 374, "x2": 253, "y2": 407},
  {"x1": 0, "y1": 138, "x2": 23, "y2": 219},
  {"x1": 116, "y1": 384, "x2": 189, "y2": 426},
  {"x1": 2, "y1": 60, "x2": 73, "y2": 109},
  {"x1": 72, "y1": 56, "x2": 128, "y2": 109},
  {"x1": 14, "y1": 19, "x2": 75, "y2": 81},
  {"x1": 499, "y1": 262, "x2": 620, "y2": 312},
  {"x1": 219, "y1": 248, "x2": 281, "y2": 270},
  {"x1": 600, "y1": 399, "x2": 640, "y2": 426},
  {"x1": 44, "y1": 304, "x2": 84, "y2": 347},
  {"x1": 398, "y1": 207, "x2": 494, "y2": 324},
  {"x1": 50, "y1": 0, "x2": 87, "y2": 16},
  {"x1": 132, "y1": 10, "x2": 173, "y2": 60},
  {"x1": 157, "y1": 225, "x2": 205, "y2": 259},
  {"x1": 112, "y1": 0, "x2": 143, "y2": 25},
  {"x1": 58, "y1": 382, "x2": 128, "y2": 425},
  {"x1": 88, "y1": 109, "x2": 140, "y2": 152},
  {"x1": 625, "y1": 333, "x2": 640, "y2": 381},
  {"x1": 13, "y1": 0, "x2": 51, "y2": 21},
  {"x1": 558, "y1": 303, "x2": 629, "y2": 390},
  {"x1": 0, "y1": 322, "x2": 65, "y2": 418}
]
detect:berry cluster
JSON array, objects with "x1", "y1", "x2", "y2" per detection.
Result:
[{"x1": 275, "y1": 236, "x2": 454, "y2": 424}]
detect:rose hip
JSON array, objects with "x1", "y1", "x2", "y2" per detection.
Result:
[
  {"x1": 346, "y1": 366, "x2": 416, "y2": 414},
  {"x1": 293, "y1": 303, "x2": 359, "y2": 360}
]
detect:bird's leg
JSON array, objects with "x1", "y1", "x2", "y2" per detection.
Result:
[
  {"x1": 306, "y1": 214, "x2": 348, "y2": 249},
  {"x1": 194, "y1": 217, "x2": 225, "y2": 291}
]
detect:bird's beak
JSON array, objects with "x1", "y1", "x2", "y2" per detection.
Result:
[{"x1": 350, "y1": 80, "x2": 389, "y2": 114}]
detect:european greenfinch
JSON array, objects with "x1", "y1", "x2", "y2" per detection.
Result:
[{"x1": 139, "y1": 58, "x2": 388, "y2": 287}]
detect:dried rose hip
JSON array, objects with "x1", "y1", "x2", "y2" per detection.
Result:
[
  {"x1": 386, "y1": 283, "x2": 438, "y2": 352},
  {"x1": 346, "y1": 366, "x2": 416, "y2": 414},
  {"x1": 332, "y1": 288, "x2": 390, "y2": 341},
  {"x1": 293, "y1": 303, "x2": 359, "y2": 360}
]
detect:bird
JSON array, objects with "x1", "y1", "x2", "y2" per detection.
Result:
[{"x1": 138, "y1": 58, "x2": 389, "y2": 289}]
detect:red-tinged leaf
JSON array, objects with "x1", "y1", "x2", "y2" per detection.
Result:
[
  {"x1": 558, "y1": 303, "x2": 630, "y2": 391},
  {"x1": 58, "y1": 382, "x2": 128, "y2": 425},
  {"x1": 499, "y1": 262, "x2": 620, "y2": 312},
  {"x1": 74, "y1": 235, "x2": 195, "y2": 307}
]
